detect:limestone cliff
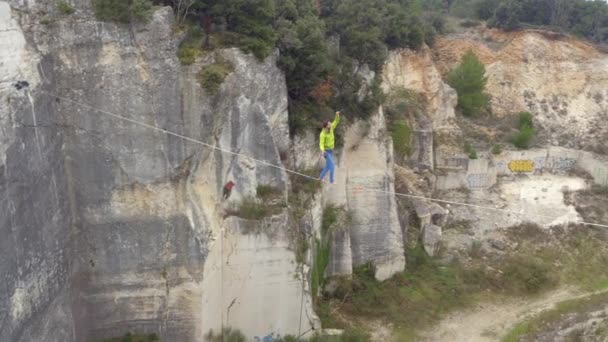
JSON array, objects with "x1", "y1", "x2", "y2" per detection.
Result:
[
  {"x1": 0, "y1": 1, "x2": 312, "y2": 341},
  {"x1": 433, "y1": 28, "x2": 608, "y2": 153},
  {"x1": 307, "y1": 111, "x2": 406, "y2": 281}
]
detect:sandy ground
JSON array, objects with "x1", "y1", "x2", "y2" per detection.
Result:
[{"x1": 419, "y1": 287, "x2": 608, "y2": 342}]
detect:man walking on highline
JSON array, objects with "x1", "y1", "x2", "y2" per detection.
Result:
[{"x1": 319, "y1": 111, "x2": 340, "y2": 184}]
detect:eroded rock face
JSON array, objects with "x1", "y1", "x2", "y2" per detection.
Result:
[
  {"x1": 0, "y1": 2, "x2": 303, "y2": 341},
  {"x1": 321, "y1": 110, "x2": 406, "y2": 281},
  {"x1": 1, "y1": 2, "x2": 73, "y2": 341},
  {"x1": 383, "y1": 47, "x2": 459, "y2": 132},
  {"x1": 434, "y1": 29, "x2": 608, "y2": 152}
]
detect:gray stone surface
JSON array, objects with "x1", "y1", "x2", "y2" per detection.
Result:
[
  {"x1": 292, "y1": 108, "x2": 407, "y2": 281},
  {"x1": 339, "y1": 112, "x2": 406, "y2": 280},
  {"x1": 423, "y1": 224, "x2": 442, "y2": 257},
  {"x1": 0, "y1": 1, "x2": 298, "y2": 341}
]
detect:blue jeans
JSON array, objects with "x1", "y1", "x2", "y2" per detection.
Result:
[{"x1": 319, "y1": 150, "x2": 335, "y2": 183}]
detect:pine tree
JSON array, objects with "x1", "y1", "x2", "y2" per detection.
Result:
[{"x1": 447, "y1": 50, "x2": 489, "y2": 117}]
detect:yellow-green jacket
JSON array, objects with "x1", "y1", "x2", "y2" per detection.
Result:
[{"x1": 319, "y1": 114, "x2": 340, "y2": 151}]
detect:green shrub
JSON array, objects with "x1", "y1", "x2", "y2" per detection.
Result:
[
  {"x1": 518, "y1": 111, "x2": 534, "y2": 128},
  {"x1": 311, "y1": 238, "x2": 331, "y2": 300},
  {"x1": 317, "y1": 245, "x2": 482, "y2": 338},
  {"x1": 464, "y1": 141, "x2": 478, "y2": 159},
  {"x1": 488, "y1": 0, "x2": 521, "y2": 31},
  {"x1": 447, "y1": 50, "x2": 489, "y2": 117},
  {"x1": 512, "y1": 111, "x2": 535, "y2": 149},
  {"x1": 238, "y1": 36, "x2": 275, "y2": 61},
  {"x1": 460, "y1": 19, "x2": 481, "y2": 28},
  {"x1": 56, "y1": 0, "x2": 75, "y2": 15},
  {"x1": 256, "y1": 184, "x2": 281, "y2": 200},
  {"x1": 92, "y1": 0, "x2": 152, "y2": 23},
  {"x1": 390, "y1": 120, "x2": 412, "y2": 160},
  {"x1": 197, "y1": 62, "x2": 234, "y2": 95},
  {"x1": 227, "y1": 196, "x2": 283, "y2": 221},
  {"x1": 513, "y1": 124, "x2": 535, "y2": 149},
  {"x1": 492, "y1": 143, "x2": 503, "y2": 155},
  {"x1": 177, "y1": 25, "x2": 204, "y2": 65},
  {"x1": 177, "y1": 45, "x2": 199, "y2": 65},
  {"x1": 426, "y1": 12, "x2": 447, "y2": 34},
  {"x1": 502, "y1": 256, "x2": 555, "y2": 294},
  {"x1": 312, "y1": 205, "x2": 348, "y2": 300},
  {"x1": 217, "y1": 0, "x2": 277, "y2": 60},
  {"x1": 98, "y1": 333, "x2": 159, "y2": 342},
  {"x1": 236, "y1": 197, "x2": 270, "y2": 220}
]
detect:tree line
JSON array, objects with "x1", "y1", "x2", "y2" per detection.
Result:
[
  {"x1": 442, "y1": 0, "x2": 608, "y2": 44},
  {"x1": 143, "y1": 0, "x2": 440, "y2": 132}
]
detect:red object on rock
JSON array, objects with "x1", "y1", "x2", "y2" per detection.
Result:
[{"x1": 225, "y1": 181, "x2": 235, "y2": 190}]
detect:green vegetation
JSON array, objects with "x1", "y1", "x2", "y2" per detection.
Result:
[
  {"x1": 324, "y1": 0, "x2": 427, "y2": 71},
  {"x1": 385, "y1": 88, "x2": 420, "y2": 121},
  {"x1": 287, "y1": 168, "x2": 322, "y2": 265},
  {"x1": 513, "y1": 125, "x2": 534, "y2": 149},
  {"x1": 311, "y1": 237, "x2": 331, "y2": 300},
  {"x1": 512, "y1": 111, "x2": 535, "y2": 149},
  {"x1": 460, "y1": 19, "x2": 481, "y2": 28},
  {"x1": 385, "y1": 88, "x2": 424, "y2": 163},
  {"x1": 186, "y1": 0, "x2": 276, "y2": 60},
  {"x1": 319, "y1": 223, "x2": 608, "y2": 338},
  {"x1": 464, "y1": 141, "x2": 478, "y2": 159},
  {"x1": 256, "y1": 184, "x2": 281, "y2": 200},
  {"x1": 492, "y1": 143, "x2": 503, "y2": 155},
  {"x1": 197, "y1": 61, "x2": 234, "y2": 94},
  {"x1": 318, "y1": 246, "x2": 487, "y2": 340},
  {"x1": 276, "y1": 0, "x2": 331, "y2": 103},
  {"x1": 233, "y1": 197, "x2": 272, "y2": 220},
  {"x1": 204, "y1": 327, "x2": 245, "y2": 342},
  {"x1": 92, "y1": 0, "x2": 153, "y2": 23},
  {"x1": 227, "y1": 196, "x2": 284, "y2": 220},
  {"x1": 506, "y1": 224, "x2": 608, "y2": 291},
  {"x1": 177, "y1": 45, "x2": 200, "y2": 65},
  {"x1": 443, "y1": 0, "x2": 608, "y2": 45},
  {"x1": 177, "y1": 25, "x2": 203, "y2": 65},
  {"x1": 489, "y1": 0, "x2": 521, "y2": 30},
  {"x1": 170, "y1": 0, "x2": 434, "y2": 134},
  {"x1": 57, "y1": 0, "x2": 75, "y2": 15},
  {"x1": 502, "y1": 291, "x2": 608, "y2": 342},
  {"x1": 391, "y1": 121, "x2": 412, "y2": 161},
  {"x1": 223, "y1": 0, "x2": 277, "y2": 60},
  {"x1": 312, "y1": 205, "x2": 345, "y2": 300},
  {"x1": 502, "y1": 255, "x2": 555, "y2": 294},
  {"x1": 275, "y1": 330, "x2": 370, "y2": 341},
  {"x1": 447, "y1": 50, "x2": 489, "y2": 117},
  {"x1": 518, "y1": 111, "x2": 533, "y2": 128},
  {"x1": 98, "y1": 333, "x2": 159, "y2": 342}
]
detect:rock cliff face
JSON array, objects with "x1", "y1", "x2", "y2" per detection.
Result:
[
  {"x1": 383, "y1": 47, "x2": 458, "y2": 133},
  {"x1": 293, "y1": 111, "x2": 406, "y2": 282},
  {"x1": 433, "y1": 29, "x2": 608, "y2": 153},
  {"x1": 0, "y1": 1, "x2": 311, "y2": 341}
]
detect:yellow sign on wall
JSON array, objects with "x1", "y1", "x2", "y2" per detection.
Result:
[{"x1": 508, "y1": 160, "x2": 534, "y2": 172}]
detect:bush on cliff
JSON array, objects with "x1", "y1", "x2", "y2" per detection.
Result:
[
  {"x1": 92, "y1": 0, "x2": 153, "y2": 23},
  {"x1": 447, "y1": 50, "x2": 489, "y2": 117}
]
